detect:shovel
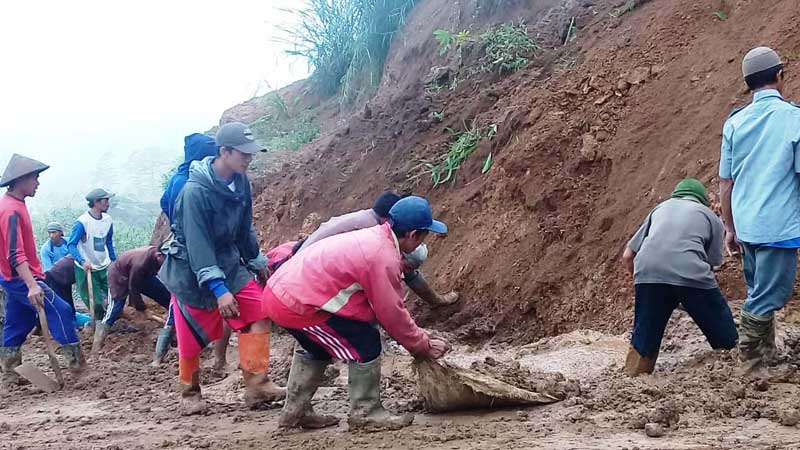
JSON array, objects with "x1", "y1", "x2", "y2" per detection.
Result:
[{"x1": 14, "y1": 301, "x2": 64, "y2": 392}]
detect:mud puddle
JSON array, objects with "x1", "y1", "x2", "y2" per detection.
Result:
[{"x1": 3, "y1": 312, "x2": 800, "y2": 449}]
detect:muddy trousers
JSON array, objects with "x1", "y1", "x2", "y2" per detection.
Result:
[
  {"x1": 0, "y1": 279, "x2": 79, "y2": 347},
  {"x1": 101, "y1": 276, "x2": 171, "y2": 327},
  {"x1": 631, "y1": 283, "x2": 738, "y2": 359},
  {"x1": 741, "y1": 243, "x2": 797, "y2": 317},
  {"x1": 284, "y1": 316, "x2": 382, "y2": 363},
  {"x1": 74, "y1": 266, "x2": 108, "y2": 321}
]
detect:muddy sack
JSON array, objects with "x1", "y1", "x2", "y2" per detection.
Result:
[{"x1": 415, "y1": 359, "x2": 562, "y2": 413}]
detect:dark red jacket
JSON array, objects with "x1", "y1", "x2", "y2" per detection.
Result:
[
  {"x1": 46, "y1": 255, "x2": 75, "y2": 286},
  {"x1": 108, "y1": 246, "x2": 162, "y2": 310}
]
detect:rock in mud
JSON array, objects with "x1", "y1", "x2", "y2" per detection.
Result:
[
  {"x1": 627, "y1": 66, "x2": 651, "y2": 85},
  {"x1": 726, "y1": 381, "x2": 746, "y2": 399},
  {"x1": 648, "y1": 400, "x2": 680, "y2": 427},
  {"x1": 644, "y1": 422, "x2": 664, "y2": 438},
  {"x1": 629, "y1": 415, "x2": 647, "y2": 430},
  {"x1": 779, "y1": 408, "x2": 800, "y2": 426},
  {"x1": 581, "y1": 134, "x2": 599, "y2": 161}
]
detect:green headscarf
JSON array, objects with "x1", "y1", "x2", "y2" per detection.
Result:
[{"x1": 671, "y1": 178, "x2": 709, "y2": 206}]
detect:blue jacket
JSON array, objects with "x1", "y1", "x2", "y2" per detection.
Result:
[
  {"x1": 40, "y1": 239, "x2": 70, "y2": 271},
  {"x1": 160, "y1": 133, "x2": 218, "y2": 224}
]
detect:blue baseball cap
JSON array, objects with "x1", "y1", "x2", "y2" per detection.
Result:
[{"x1": 388, "y1": 196, "x2": 448, "y2": 234}]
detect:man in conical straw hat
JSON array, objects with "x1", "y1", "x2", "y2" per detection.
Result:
[{"x1": 0, "y1": 154, "x2": 87, "y2": 387}]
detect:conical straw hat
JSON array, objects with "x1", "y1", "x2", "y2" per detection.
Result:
[{"x1": 0, "y1": 153, "x2": 49, "y2": 187}]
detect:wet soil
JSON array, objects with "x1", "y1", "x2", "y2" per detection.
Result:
[{"x1": 4, "y1": 304, "x2": 800, "y2": 450}]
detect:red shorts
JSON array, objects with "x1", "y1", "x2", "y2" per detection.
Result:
[{"x1": 174, "y1": 280, "x2": 268, "y2": 358}]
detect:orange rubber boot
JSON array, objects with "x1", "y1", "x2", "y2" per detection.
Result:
[
  {"x1": 239, "y1": 331, "x2": 287, "y2": 408},
  {"x1": 179, "y1": 356, "x2": 207, "y2": 415}
]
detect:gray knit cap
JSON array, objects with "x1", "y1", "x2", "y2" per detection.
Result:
[{"x1": 742, "y1": 47, "x2": 783, "y2": 77}]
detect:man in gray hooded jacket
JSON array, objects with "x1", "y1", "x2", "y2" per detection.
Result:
[{"x1": 159, "y1": 122, "x2": 285, "y2": 415}]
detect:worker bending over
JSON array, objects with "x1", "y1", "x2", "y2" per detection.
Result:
[
  {"x1": 622, "y1": 179, "x2": 737, "y2": 376},
  {"x1": 92, "y1": 245, "x2": 171, "y2": 353},
  {"x1": 264, "y1": 196, "x2": 449, "y2": 431},
  {"x1": 274, "y1": 191, "x2": 459, "y2": 307}
]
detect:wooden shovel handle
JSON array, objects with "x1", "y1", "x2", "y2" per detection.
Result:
[
  {"x1": 34, "y1": 302, "x2": 64, "y2": 386},
  {"x1": 86, "y1": 267, "x2": 95, "y2": 323}
]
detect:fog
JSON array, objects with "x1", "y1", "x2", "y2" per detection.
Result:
[{"x1": 0, "y1": 0, "x2": 308, "y2": 214}]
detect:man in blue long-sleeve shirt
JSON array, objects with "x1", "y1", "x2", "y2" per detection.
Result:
[
  {"x1": 719, "y1": 47, "x2": 800, "y2": 372},
  {"x1": 39, "y1": 221, "x2": 70, "y2": 271},
  {"x1": 68, "y1": 188, "x2": 116, "y2": 320}
]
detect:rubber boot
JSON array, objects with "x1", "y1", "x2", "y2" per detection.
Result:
[
  {"x1": 278, "y1": 351, "x2": 339, "y2": 430},
  {"x1": 347, "y1": 356, "x2": 413, "y2": 431},
  {"x1": 738, "y1": 311, "x2": 776, "y2": 374},
  {"x1": 623, "y1": 345, "x2": 657, "y2": 377},
  {"x1": 151, "y1": 326, "x2": 175, "y2": 367},
  {"x1": 238, "y1": 331, "x2": 286, "y2": 409},
  {"x1": 62, "y1": 343, "x2": 88, "y2": 376},
  {"x1": 91, "y1": 322, "x2": 111, "y2": 355},
  {"x1": 0, "y1": 346, "x2": 26, "y2": 386},
  {"x1": 405, "y1": 275, "x2": 459, "y2": 308},
  {"x1": 179, "y1": 356, "x2": 207, "y2": 415}
]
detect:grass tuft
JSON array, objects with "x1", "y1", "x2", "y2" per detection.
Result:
[
  {"x1": 249, "y1": 114, "x2": 320, "y2": 152},
  {"x1": 480, "y1": 21, "x2": 538, "y2": 73},
  {"x1": 417, "y1": 121, "x2": 497, "y2": 187},
  {"x1": 281, "y1": 0, "x2": 417, "y2": 102}
]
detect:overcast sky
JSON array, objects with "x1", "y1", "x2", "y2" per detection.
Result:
[{"x1": 0, "y1": 0, "x2": 308, "y2": 209}]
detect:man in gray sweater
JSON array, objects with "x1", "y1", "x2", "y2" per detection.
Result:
[
  {"x1": 622, "y1": 178, "x2": 737, "y2": 376},
  {"x1": 276, "y1": 191, "x2": 459, "y2": 307}
]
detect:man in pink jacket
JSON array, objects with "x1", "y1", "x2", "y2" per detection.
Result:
[
  {"x1": 270, "y1": 191, "x2": 459, "y2": 307},
  {"x1": 263, "y1": 196, "x2": 449, "y2": 432}
]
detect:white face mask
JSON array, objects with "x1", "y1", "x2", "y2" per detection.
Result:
[{"x1": 402, "y1": 243, "x2": 429, "y2": 269}]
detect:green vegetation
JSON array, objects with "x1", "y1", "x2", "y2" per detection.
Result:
[
  {"x1": 433, "y1": 21, "x2": 538, "y2": 80},
  {"x1": 249, "y1": 114, "x2": 320, "y2": 152},
  {"x1": 269, "y1": 91, "x2": 290, "y2": 119},
  {"x1": 610, "y1": 0, "x2": 637, "y2": 17},
  {"x1": 712, "y1": 11, "x2": 728, "y2": 21},
  {"x1": 420, "y1": 121, "x2": 497, "y2": 187},
  {"x1": 282, "y1": 0, "x2": 417, "y2": 102},
  {"x1": 32, "y1": 205, "x2": 155, "y2": 257},
  {"x1": 434, "y1": 29, "x2": 472, "y2": 56},
  {"x1": 481, "y1": 21, "x2": 538, "y2": 73},
  {"x1": 481, "y1": 152, "x2": 493, "y2": 174}
]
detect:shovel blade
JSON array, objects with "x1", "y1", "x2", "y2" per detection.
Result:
[{"x1": 14, "y1": 363, "x2": 61, "y2": 393}]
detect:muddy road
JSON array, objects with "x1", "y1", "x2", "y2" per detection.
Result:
[{"x1": 3, "y1": 306, "x2": 800, "y2": 450}]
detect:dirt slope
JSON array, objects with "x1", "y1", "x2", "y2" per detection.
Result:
[{"x1": 238, "y1": 0, "x2": 800, "y2": 344}]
